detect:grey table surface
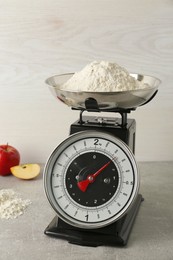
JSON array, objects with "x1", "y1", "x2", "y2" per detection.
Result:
[{"x1": 0, "y1": 162, "x2": 173, "y2": 260}]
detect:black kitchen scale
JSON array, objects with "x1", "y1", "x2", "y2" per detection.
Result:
[{"x1": 43, "y1": 73, "x2": 161, "y2": 247}]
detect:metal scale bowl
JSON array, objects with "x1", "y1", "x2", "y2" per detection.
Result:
[
  {"x1": 46, "y1": 73, "x2": 160, "y2": 110},
  {"x1": 44, "y1": 73, "x2": 161, "y2": 247}
]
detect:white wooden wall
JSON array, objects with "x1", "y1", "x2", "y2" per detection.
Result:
[{"x1": 0, "y1": 0, "x2": 173, "y2": 163}]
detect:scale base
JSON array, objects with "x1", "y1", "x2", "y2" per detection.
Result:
[{"x1": 44, "y1": 194, "x2": 143, "y2": 247}]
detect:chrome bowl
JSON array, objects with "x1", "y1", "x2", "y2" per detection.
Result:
[{"x1": 46, "y1": 73, "x2": 161, "y2": 110}]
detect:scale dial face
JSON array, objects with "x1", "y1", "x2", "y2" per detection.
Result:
[{"x1": 44, "y1": 131, "x2": 139, "y2": 229}]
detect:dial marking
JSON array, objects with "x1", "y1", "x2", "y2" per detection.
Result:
[
  {"x1": 108, "y1": 209, "x2": 111, "y2": 215},
  {"x1": 105, "y1": 142, "x2": 110, "y2": 148},
  {"x1": 93, "y1": 154, "x2": 97, "y2": 159},
  {"x1": 64, "y1": 204, "x2": 70, "y2": 209},
  {"x1": 73, "y1": 145, "x2": 77, "y2": 151},
  {"x1": 57, "y1": 195, "x2": 64, "y2": 200},
  {"x1": 94, "y1": 138, "x2": 99, "y2": 146},
  {"x1": 74, "y1": 210, "x2": 78, "y2": 217},
  {"x1": 64, "y1": 153, "x2": 69, "y2": 158},
  {"x1": 57, "y1": 163, "x2": 62, "y2": 166}
]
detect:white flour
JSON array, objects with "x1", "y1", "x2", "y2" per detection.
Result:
[
  {"x1": 0, "y1": 189, "x2": 31, "y2": 219},
  {"x1": 62, "y1": 61, "x2": 148, "y2": 92}
]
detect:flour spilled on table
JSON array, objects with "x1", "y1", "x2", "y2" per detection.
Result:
[
  {"x1": 62, "y1": 61, "x2": 149, "y2": 92},
  {"x1": 0, "y1": 189, "x2": 31, "y2": 219}
]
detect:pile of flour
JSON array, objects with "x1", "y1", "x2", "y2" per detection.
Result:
[
  {"x1": 62, "y1": 61, "x2": 147, "y2": 92},
  {"x1": 0, "y1": 189, "x2": 31, "y2": 219}
]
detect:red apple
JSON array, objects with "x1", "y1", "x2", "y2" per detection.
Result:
[{"x1": 0, "y1": 144, "x2": 20, "y2": 176}]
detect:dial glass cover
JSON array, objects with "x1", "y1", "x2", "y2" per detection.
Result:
[{"x1": 44, "y1": 131, "x2": 139, "y2": 229}]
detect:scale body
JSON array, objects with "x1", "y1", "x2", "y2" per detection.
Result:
[
  {"x1": 44, "y1": 73, "x2": 160, "y2": 247},
  {"x1": 44, "y1": 109, "x2": 142, "y2": 246}
]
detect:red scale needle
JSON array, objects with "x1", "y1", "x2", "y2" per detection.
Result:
[{"x1": 77, "y1": 160, "x2": 112, "y2": 192}]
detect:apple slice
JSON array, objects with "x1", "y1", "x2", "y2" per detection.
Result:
[{"x1": 10, "y1": 164, "x2": 40, "y2": 180}]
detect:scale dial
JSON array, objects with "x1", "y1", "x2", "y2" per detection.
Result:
[{"x1": 44, "y1": 131, "x2": 139, "y2": 229}]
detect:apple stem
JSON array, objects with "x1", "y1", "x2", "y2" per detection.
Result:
[{"x1": 6, "y1": 143, "x2": 9, "y2": 151}]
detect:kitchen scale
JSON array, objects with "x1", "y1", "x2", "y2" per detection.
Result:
[{"x1": 43, "y1": 73, "x2": 161, "y2": 247}]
